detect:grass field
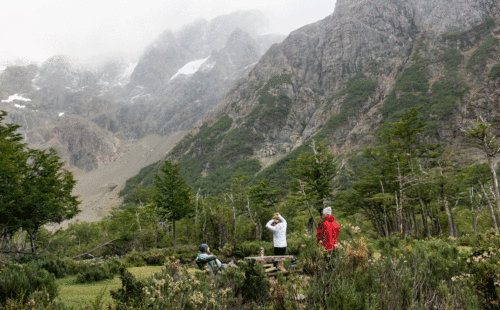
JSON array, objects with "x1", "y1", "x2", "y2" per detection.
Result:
[{"x1": 56, "y1": 266, "x2": 165, "y2": 309}]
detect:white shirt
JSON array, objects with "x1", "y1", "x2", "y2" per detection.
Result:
[{"x1": 266, "y1": 215, "x2": 287, "y2": 247}]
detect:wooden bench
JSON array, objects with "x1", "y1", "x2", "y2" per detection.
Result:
[{"x1": 244, "y1": 255, "x2": 297, "y2": 273}]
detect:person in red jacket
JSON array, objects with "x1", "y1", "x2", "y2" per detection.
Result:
[{"x1": 316, "y1": 207, "x2": 340, "y2": 251}]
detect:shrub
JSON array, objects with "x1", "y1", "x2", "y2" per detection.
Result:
[
  {"x1": 36, "y1": 258, "x2": 68, "y2": 279},
  {"x1": 239, "y1": 260, "x2": 271, "y2": 305},
  {"x1": 110, "y1": 268, "x2": 146, "y2": 307},
  {"x1": 124, "y1": 251, "x2": 146, "y2": 267},
  {"x1": 0, "y1": 263, "x2": 58, "y2": 304},
  {"x1": 467, "y1": 36, "x2": 500, "y2": 70},
  {"x1": 143, "y1": 249, "x2": 166, "y2": 266},
  {"x1": 104, "y1": 257, "x2": 125, "y2": 274},
  {"x1": 75, "y1": 265, "x2": 113, "y2": 283}
]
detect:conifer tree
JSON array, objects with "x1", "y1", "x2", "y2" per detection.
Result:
[{"x1": 154, "y1": 160, "x2": 193, "y2": 251}]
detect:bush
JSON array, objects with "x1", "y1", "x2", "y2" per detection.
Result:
[
  {"x1": 143, "y1": 249, "x2": 167, "y2": 266},
  {"x1": 104, "y1": 257, "x2": 125, "y2": 274},
  {"x1": 36, "y1": 258, "x2": 68, "y2": 279},
  {"x1": 124, "y1": 251, "x2": 146, "y2": 267},
  {"x1": 234, "y1": 241, "x2": 273, "y2": 258},
  {"x1": 75, "y1": 265, "x2": 114, "y2": 283},
  {"x1": 239, "y1": 260, "x2": 271, "y2": 305},
  {"x1": 0, "y1": 263, "x2": 58, "y2": 304},
  {"x1": 110, "y1": 268, "x2": 146, "y2": 307}
]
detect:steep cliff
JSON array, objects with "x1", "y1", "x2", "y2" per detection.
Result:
[{"x1": 122, "y1": 0, "x2": 500, "y2": 196}]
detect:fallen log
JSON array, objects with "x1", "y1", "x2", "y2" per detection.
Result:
[{"x1": 71, "y1": 239, "x2": 122, "y2": 260}]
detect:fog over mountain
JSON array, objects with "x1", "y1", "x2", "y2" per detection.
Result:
[
  {"x1": 0, "y1": 10, "x2": 286, "y2": 223},
  {"x1": 0, "y1": 0, "x2": 337, "y2": 65}
]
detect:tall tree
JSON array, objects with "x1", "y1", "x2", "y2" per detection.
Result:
[
  {"x1": 21, "y1": 148, "x2": 80, "y2": 251},
  {"x1": 0, "y1": 110, "x2": 80, "y2": 252},
  {"x1": 349, "y1": 107, "x2": 442, "y2": 237},
  {"x1": 287, "y1": 140, "x2": 341, "y2": 216},
  {"x1": 466, "y1": 120, "x2": 500, "y2": 231},
  {"x1": 154, "y1": 160, "x2": 193, "y2": 251}
]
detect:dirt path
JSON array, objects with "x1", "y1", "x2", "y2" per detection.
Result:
[{"x1": 51, "y1": 131, "x2": 187, "y2": 229}]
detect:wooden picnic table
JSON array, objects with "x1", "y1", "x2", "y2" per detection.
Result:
[
  {"x1": 244, "y1": 255, "x2": 298, "y2": 274},
  {"x1": 244, "y1": 255, "x2": 297, "y2": 263}
]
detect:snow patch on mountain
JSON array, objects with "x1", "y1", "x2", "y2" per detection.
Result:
[
  {"x1": 59, "y1": 112, "x2": 65, "y2": 117},
  {"x1": 14, "y1": 104, "x2": 26, "y2": 108},
  {"x1": 1, "y1": 94, "x2": 32, "y2": 103},
  {"x1": 169, "y1": 57, "x2": 210, "y2": 81}
]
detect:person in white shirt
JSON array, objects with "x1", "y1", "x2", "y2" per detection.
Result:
[{"x1": 265, "y1": 213, "x2": 287, "y2": 255}]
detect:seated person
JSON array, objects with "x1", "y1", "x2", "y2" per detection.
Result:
[{"x1": 197, "y1": 244, "x2": 223, "y2": 271}]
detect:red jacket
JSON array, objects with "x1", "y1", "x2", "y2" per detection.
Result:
[{"x1": 316, "y1": 215, "x2": 340, "y2": 251}]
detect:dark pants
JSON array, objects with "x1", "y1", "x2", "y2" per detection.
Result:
[{"x1": 274, "y1": 247, "x2": 286, "y2": 255}]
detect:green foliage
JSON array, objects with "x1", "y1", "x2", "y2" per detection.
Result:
[
  {"x1": 110, "y1": 268, "x2": 146, "y2": 307},
  {"x1": 75, "y1": 264, "x2": 114, "y2": 283},
  {"x1": 124, "y1": 251, "x2": 147, "y2": 267},
  {"x1": 171, "y1": 115, "x2": 233, "y2": 158},
  {"x1": 194, "y1": 159, "x2": 261, "y2": 196},
  {"x1": 36, "y1": 258, "x2": 68, "y2": 279},
  {"x1": 142, "y1": 249, "x2": 167, "y2": 266},
  {"x1": 489, "y1": 64, "x2": 500, "y2": 81},
  {"x1": 315, "y1": 73, "x2": 377, "y2": 143},
  {"x1": 0, "y1": 111, "x2": 80, "y2": 251},
  {"x1": 232, "y1": 241, "x2": 273, "y2": 258},
  {"x1": 379, "y1": 54, "x2": 430, "y2": 122},
  {"x1": 119, "y1": 162, "x2": 160, "y2": 201},
  {"x1": 468, "y1": 234, "x2": 500, "y2": 310},
  {"x1": 0, "y1": 262, "x2": 58, "y2": 304},
  {"x1": 467, "y1": 36, "x2": 500, "y2": 70},
  {"x1": 154, "y1": 160, "x2": 193, "y2": 223},
  {"x1": 287, "y1": 141, "x2": 340, "y2": 215},
  {"x1": 443, "y1": 18, "x2": 495, "y2": 45},
  {"x1": 246, "y1": 94, "x2": 293, "y2": 129},
  {"x1": 240, "y1": 260, "x2": 271, "y2": 304},
  {"x1": 380, "y1": 46, "x2": 469, "y2": 125},
  {"x1": 254, "y1": 144, "x2": 310, "y2": 193}
]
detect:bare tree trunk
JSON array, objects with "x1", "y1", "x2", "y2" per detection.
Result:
[
  {"x1": 488, "y1": 158, "x2": 500, "y2": 226},
  {"x1": 443, "y1": 198, "x2": 455, "y2": 238},
  {"x1": 418, "y1": 197, "x2": 431, "y2": 237},
  {"x1": 451, "y1": 200, "x2": 459, "y2": 238},
  {"x1": 228, "y1": 193, "x2": 237, "y2": 244},
  {"x1": 480, "y1": 180, "x2": 499, "y2": 235},
  {"x1": 300, "y1": 181, "x2": 316, "y2": 234},
  {"x1": 395, "y1": 192, "x2": 403, "y2": 238},
  {"x1": 396, "y1": 159, "x2": 404, "y2": 239},
  {"x1": 245, "y1": 196, "x2": 259, "y2": 241},
  {"x1": 412, "y1": 206, "x2": 419, "y2": 236},
  {"x1": 380, "y1": 181, "x2": 389, "y2": 238},
  {"x1": 30, "y1": 231, "x2": 37, "y2": 253},
  {"x1": 470, "y1": 187, "x2": 477, "y2": 235},
  {"x1": 135, "y1": 209, "x2": 142, "y2": 231}
]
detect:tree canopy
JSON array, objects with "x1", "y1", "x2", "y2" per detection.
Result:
[{"x1": 0, "y1": 110, "x2": 80, "y2": 252}]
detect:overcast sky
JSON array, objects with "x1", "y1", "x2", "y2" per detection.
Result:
[{"x1": 1, "y1": 0, "x2": 337, "y2": 66}]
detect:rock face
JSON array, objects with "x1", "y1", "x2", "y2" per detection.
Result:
[
  {"x1": 167, "y1": 0, "x2": 500, "y2": 177},
  {"x1": 0, "y1": 10, "x2": 284, "y2": 172}
]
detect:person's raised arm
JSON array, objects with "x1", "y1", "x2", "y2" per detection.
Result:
[
  {"x1": 266, "y1": 219, "x2": 277, "y2": 232},
  {"x1": 278, "y1": 214, "x2": 287, "y2": 226}
]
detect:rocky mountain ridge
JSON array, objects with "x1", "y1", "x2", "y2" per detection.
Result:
[
  {"x1": 0, "y1": 10, "x2": 284, "y2": 223},
  {"x1": 121, "y1": 0, "x2": 500, "y2": 197}
]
